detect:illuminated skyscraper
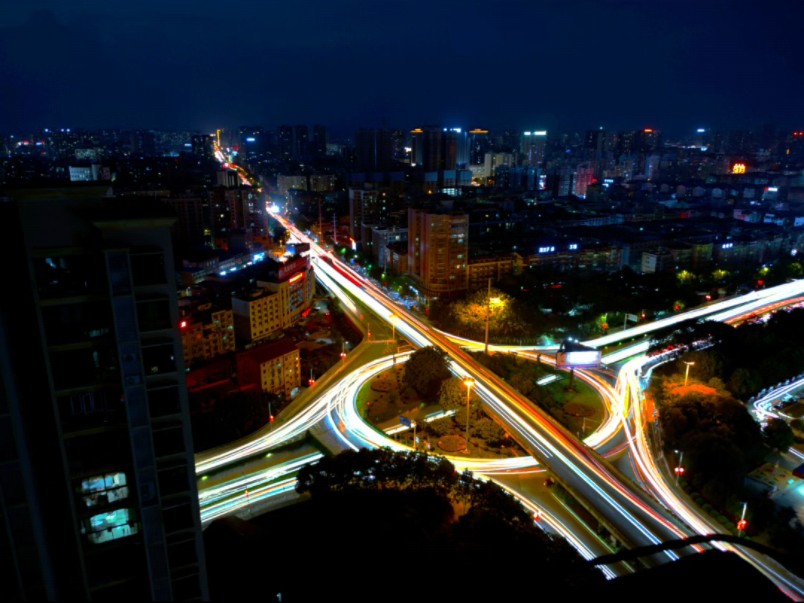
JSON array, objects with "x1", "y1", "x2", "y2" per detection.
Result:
[{"x1": 407, "y1": 207, "x2": 469, "y2": 299}]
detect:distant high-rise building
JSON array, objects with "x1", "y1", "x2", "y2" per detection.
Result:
[
  {"x1": 191, "y1": 133, "x2": 214, "y2": 160},
  {"x1": 390, "y1": 129, "x2": 407, "y2": 164},
  {"x1": 0, "y1": 189, "x2": 209, "y2": 601},
  {"x1": 277, "y1": 125, "x2": 294, "y2": 161},
  {"x1": 162, "y1": 195, "x2": 214, "y2": 252},
  {"x1": 443, "y1": 128, "x2": 469, "y2": 169},
  {"x1": 312, "y1": 125, "x2": 327, "y2": 158},
  {"x1": 496, "y1": 129, "x2": 520, "y2": 153},
  {"x1": 276, "y1": 125, "x2": 310, "y2": 161},
  {"x1": 130, "y1": 130, "x2": 156, "y2": 157},
  {"x1": 410, "y1": 126, "x2": 440, "y2": 171},
  {"x1": 239, "y1": 126, "x2": 268, "y2": 162},
  {"x1": 637, "y1": 128, "x2": 661, "y2": 154},
  {"x1": 585, "y1": 128, "x2": 615, "y2": 161},
  {"x1": 468, "y1": 129, "x2": 491, "y2": 165},
  {"x1": 483, "y1": 152, "x2": 515, "y2": 181},
  {"x1": 690, "y1": 127, "x2": 710, "y2": 150},
  {"x1": 616, "y1": 130, "x2": 636, "y2": 156},
  {"x1": 355, "y1": 128, "x2": 396, "y2": 172},
  {"x1": 293, "y1": 125, "x2": 309, "y2": 160},
  {"x1": 349, "y1": 188, "x2": 389, "y2": 242},
  {"x1": 410, "y1": 126, "x2": 468, "y2": 171},
  {"x1": 409, "y1": 127, "x2": 430, "y2": 169},
  {"x1": 784, "y1": 130, "x2": 804, "y2": 164},
  {"x1": 407, "y1": 207, "x2": 469, "y2": 299},
  {"x1": 520, "y1": 130, "x2": 547, "y2": 167},
  {"x1": 574, "y1": 163, "x2": 596, "y2": 197}
]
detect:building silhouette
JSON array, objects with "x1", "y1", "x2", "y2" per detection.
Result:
[{"x1": 0, "y1": 188, "x2": 209, "y2": 600}]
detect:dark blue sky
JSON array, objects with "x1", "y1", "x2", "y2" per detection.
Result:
[{"x1": 1, "y1": 0, "x2": 802, "y2": 138}]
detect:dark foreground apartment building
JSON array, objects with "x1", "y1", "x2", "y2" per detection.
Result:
[{"x1": 0, "y1": 188, "x2": 208, "y2": 600}]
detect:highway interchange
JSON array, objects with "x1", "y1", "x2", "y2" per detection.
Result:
[{"x1": 201, "y1": 150, "x2": 804, "y2": 598}]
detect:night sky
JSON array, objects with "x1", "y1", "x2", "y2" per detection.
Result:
[{"x1": 1, "y1": 0, "x2": 802, "y2": 137}]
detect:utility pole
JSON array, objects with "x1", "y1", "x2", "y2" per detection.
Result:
[{"x1": 484, "y1": 277, "x2": 491, "y2": 355}]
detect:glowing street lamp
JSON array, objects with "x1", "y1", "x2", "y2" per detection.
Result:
[
  {"x1": 683, "y1": 360, "x2": 695, "y2": 387},
  {"x1": 464, "y1": 377, "x2": 475, "y2": 452}
]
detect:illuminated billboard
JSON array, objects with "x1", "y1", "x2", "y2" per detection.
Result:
[{"x1": 555, "y1": 339, "x2": 602, "y2": 368}]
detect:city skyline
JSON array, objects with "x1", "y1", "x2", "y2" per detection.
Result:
[{"x1": 1, "y1": 1, "x2": 802, "y2": 137}]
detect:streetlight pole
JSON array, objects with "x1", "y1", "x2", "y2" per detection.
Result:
[
  {"x1": 388, "y1": 314, "x2": 396, "y2": 344},
  {"x1": 737, "y1": 502, "x2": 748, "y2": 535},
  {"x1": 674, "y1": 449, "x2": 684, "y2": 484},
  {"x1": 684, "y1": 360, "x2": 695, "y2": 387},
  {"x1": 388, "y1": 313, "x2": 397, "y2": 362},
  {"x1": 464, "y1": 377, "x2": 475, "y2": 453},
  {"x1": 484, "y1": 278, "x2": 491, "y2": 355}
]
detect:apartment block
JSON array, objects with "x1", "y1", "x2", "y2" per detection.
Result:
[{"x1": 0, "y1": 190, "x2": 208, "y2": 600}]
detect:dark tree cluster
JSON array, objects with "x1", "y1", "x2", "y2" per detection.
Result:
[
  {"x1": 427, "y1": 266, "x2": 717, "y2": 345},
  {"x1": 402, "y1": 346, "x2": 452, "y2": 400},
  {"x1": 278, "y1": 448, "x2": 606, "y2": 601},
  {"x1": 656, "y1": 388, "x2": 765, "y2": 506},
  {"x1": 204, "y1": 447, "x2": 788, "y2": 602},
  {"x1": 296, "y1": 447, "x2": 459, "y2": 498},
  {"x1": 650, "y1": 308, "x2": 804, "y2": 399},
  {"x1": 648, "y1": 308, "x2": 804, "y2": 565}
]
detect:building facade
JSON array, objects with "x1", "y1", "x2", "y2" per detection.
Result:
[
  {"x1": 179, "y1": 300, "x2": 236, "y2": 368},
  {"x1": 231, "y1": 257, "x2": 315, "y2": 343},
  {"x1": 0, "y1": 190, "x2": 208, "y2": 600},
  {"x1": 407, "y1": 208, "x2": 469, "y2": 299},
  {"x1": 236, "y1": 338, "x2": 301, "y2": 399}
]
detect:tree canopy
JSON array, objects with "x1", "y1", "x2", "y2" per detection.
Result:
[
  {"x1": 403, "y1": 346, "x2": 452, "y2": 399},
  {"x1": 656, "y1": 387, "x2": 765, "y2": 505},
  {"x1": 763, "y1": 418, "x2": 794, "y2": 452},
  {"x1": 288, "y1": 447, "x2": 607, "y2": 600},
  {"x1": 650, "y1": 307, "x2": 804, "y2": 400}
]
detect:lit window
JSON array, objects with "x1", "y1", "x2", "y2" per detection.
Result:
[
  {"x1": 80, "y1": 472, "x2": 130, "y2": 508},
  {"x1": 82, "y1": 508, "x2": 139, "y2": 544}
]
